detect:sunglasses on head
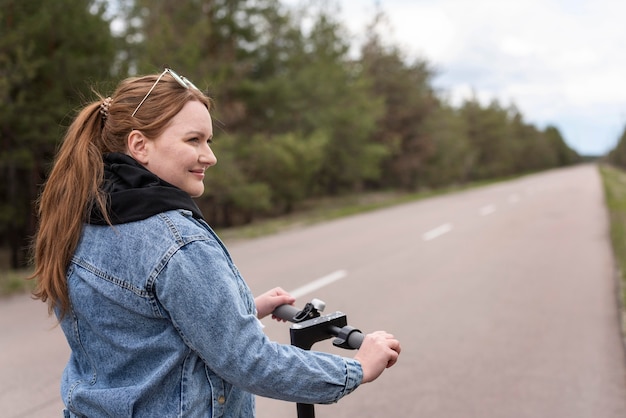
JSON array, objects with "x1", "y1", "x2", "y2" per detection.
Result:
[{"x1": 131, "y1": 68, "x2": 200, "y2": 117}]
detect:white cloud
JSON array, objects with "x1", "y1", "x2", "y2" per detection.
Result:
[
  {"x1": 499, "y1": 37, "x2": 534, "y2": 58},
  {"x1": 385, "y1": 6, "x2": 457, "y2": 62}
]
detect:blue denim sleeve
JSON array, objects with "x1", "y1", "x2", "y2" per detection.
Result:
[{"x1": 154, "y1": 238, "x2": 363, "y2": 404}]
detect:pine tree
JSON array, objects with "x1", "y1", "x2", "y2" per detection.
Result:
[{"x1": 0, "y1": 0, "x2": 116, "y2": 267}]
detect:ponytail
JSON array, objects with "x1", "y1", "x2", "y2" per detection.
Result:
[{"x1": 31, "y1": 100, "x2": 110, "y2": 318}]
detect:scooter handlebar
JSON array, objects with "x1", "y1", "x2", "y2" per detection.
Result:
[{"x1": 272, "y1": 303, "x2": 364, "y2": 349}]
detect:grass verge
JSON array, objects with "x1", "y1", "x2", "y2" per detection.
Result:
[
  {"x1": 599, "y1": 164, "x2": 626, "y2": 338},
  {"x1": 0, "y1": 269, "x2": 35, "y2": 298}
]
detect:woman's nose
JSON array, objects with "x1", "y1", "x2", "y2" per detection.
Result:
[{"x1": 201, "y1": 145, "x2": 217, "y2": 167}]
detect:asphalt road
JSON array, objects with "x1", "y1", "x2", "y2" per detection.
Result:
[{"x1": 2, "y1": 164, "x2": 625, "y2": 417}]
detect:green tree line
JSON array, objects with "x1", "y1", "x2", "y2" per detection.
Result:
[
  {"x1": 606, "y1": 126, "x2": 626, "y2": 170},
  {"x1": 1, "y1": 0, "x2": 581, "y2": 268}
]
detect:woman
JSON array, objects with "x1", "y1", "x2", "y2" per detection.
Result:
[{"x1": 32, "y1": 68, "x2": 400, "y2": 417}]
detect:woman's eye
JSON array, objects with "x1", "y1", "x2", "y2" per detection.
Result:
[{"x1": 188, "y1": 136, "x2": 213, "y2": 145}]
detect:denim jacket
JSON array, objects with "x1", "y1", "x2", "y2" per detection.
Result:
[{"x1": 60, "y1": 209, "x2": 362, "y2": 417}]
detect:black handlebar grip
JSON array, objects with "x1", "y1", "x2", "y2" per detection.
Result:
[
  {"x1": 329, "y1": 324, "x2": 364, "y2": 349},
  {"x1": 272, "y1": 304, "x2": 301, "y2": 322},
  {"x1": 347, "y1": 330, "x2": 365, "y2": 348}
]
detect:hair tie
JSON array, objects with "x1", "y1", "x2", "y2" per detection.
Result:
[{"x1": 99, "y1": 97, "x2": 112, "y2": 122}]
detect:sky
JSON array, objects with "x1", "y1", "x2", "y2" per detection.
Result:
[{"x1": 303, "y1": 0, "x2": 626, "y2": 156}]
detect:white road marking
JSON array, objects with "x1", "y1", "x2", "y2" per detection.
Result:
[
  {"x1": 480, "y1": 204, "x2": 496, "y2": 216},
  {"x1": 422, "y1": 223, "x2": 453, "y2": 241},
  {"x1": 289, "y1": 270, "x2": 348, "y2": 299}
]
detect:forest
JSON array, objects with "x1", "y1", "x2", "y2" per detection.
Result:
[{"x1": 1, "y1": 0, "x2": 583, "y2": 268}]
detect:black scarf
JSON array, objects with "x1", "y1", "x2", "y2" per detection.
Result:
[{"x1": 89, "y1": 153, "x2": 204, "y2": 225}]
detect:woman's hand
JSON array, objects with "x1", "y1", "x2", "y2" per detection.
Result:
[
  {"x1": 354, "y1": 331, "x2": 401, "y2": 383},
  {"x1": 255, "y1": 287, "x2": 296, "y2": 321}
]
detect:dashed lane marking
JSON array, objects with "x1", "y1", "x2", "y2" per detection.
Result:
[
  {"x1": 289, "y1": 270, "x2": 348, "y2": 299},
  {"x1": 422, "y1": 223, "x2": 453, "y2": 241}
]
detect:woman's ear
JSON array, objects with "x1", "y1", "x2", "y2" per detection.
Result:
[{"x1": 127, "y1": 130, "x2": 149, "y2": 164}]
